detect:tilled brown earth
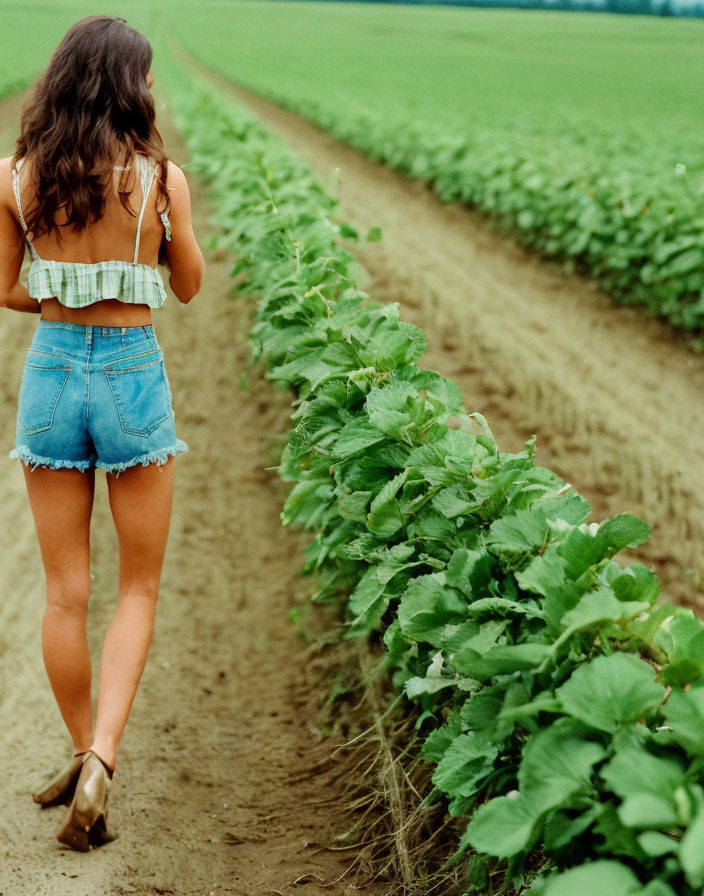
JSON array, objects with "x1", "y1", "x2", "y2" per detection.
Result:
[
  {"x1": 0, "y1": 85, "x2": 391, "y2": 896},
  {"x1": 176, "y1": 45, "x2": 704, "y2": 610}
]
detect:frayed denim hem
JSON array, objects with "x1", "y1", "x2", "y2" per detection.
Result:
[
  {"x1": 95, "y1": 439, "x2": 189, "y2": 478},
  {"x1": 9, "y1": 446, "x2": 95, "y2": 472}
]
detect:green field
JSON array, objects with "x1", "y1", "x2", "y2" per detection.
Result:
[
  {"x1": 9, "y1": 0, "x2": 697, "y2": 150},
  {"x1": 171, "y1": 0, "x2": 704, "y2": 140},
  {"x1": 168, "y1": 2, "x2": 704, "y2": 140},
  {"x1": 167, "y1": 1, "x2": 704, "y2": 333},
  {"x1": 4, "y1": 0, "x2": 703, "y2": 141},
  {"x1": 0, "y1": 2, "x2": 162, "y2": 96}
]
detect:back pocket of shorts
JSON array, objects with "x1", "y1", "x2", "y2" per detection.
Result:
[
  {"x1": 18, "y1": 351, "x2": 72, "y2": 435},
  {"x1": 104, "y1": 347, "x2": 171, "y2": 437}
]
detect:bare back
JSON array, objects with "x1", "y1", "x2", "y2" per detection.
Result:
[{"x1": 2, "y1": 154, "x2": 173, "y2": 326}]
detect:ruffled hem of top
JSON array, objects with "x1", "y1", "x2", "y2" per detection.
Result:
[{"x1": 28, "y1": 259, "x2": 168, "y2": 309}]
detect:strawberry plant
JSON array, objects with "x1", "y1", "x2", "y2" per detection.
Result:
[{"x1": 162, "y1": 50, "x2": 704, "y2": 894}]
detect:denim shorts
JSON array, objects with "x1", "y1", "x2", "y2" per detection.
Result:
[{"x1": 9, "y1": 320, "x2": 189, "y2": 476}]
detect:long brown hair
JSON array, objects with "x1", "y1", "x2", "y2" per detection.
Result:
[{"x1": 12, "y1": 14, "x2": 170, "y2": 260}]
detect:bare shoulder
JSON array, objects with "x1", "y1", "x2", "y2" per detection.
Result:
[
  {"x1": 163, "y1": 160, "x2": 194, "y2": 218},
  {"x1": 0, "y1": 157, "x2": 16, "y2": 208},
  {"x1": 0, "y1": 156, "x2": 13, "y2": 184},
  {"x1": 164, "y1": 159, "x2": 189, "y2": 189}
]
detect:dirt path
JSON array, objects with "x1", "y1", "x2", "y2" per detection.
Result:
[
  {"x1": 0, "y1": 87, "x2": 389, "y2": 896},
  {"x1": 174, "y1": 46, "x2": 704, "y2": 610}
]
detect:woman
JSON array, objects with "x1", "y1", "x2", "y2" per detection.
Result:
[{"x1": 0, "y1": 15, "x2": 205, "y2": 850}]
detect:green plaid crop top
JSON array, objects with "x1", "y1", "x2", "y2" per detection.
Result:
[{"x1": 11, "y1": 153, "x2": 172, "y2": 309}]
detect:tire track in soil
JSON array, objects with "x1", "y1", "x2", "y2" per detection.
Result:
[
  {"x1": 0, "y1": 85, "x2": 390, "y2": 896},
  {"x1": 175, "y1": 45, "x2": 704, "y2": 610}
]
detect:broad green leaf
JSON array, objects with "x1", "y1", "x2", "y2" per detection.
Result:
[
  {"x1": 336, "y1": 488, "x2": 371, "y2": 521},
  {"x1": 269, "y1": 344, "x2": 326, "y2": 383},
  {"x1": 637, "y1": 831, "x2": 678, "y2": 857},
  {"x1": 596, "y1": 513, "x2": 652, "y2": 555},
  {"x1": 397, "y1": 573, "x2": 467, "y2": 645},
  {"x1": 420, "y1": 710, "x2": 463, "y2": 762},
  {"x1": 357, "y1": 320, "x2": 428, "y2": 370},
  {"x1": 543, "y1": 861, "x2": 642, "y2": 896},
  {"x1": 331, "y1": 418, "x2": 387, "y2": 458},
  {"x1": 406, "y1": 429, "x2": 476, "y2": 486},
  {"x1": 543, "y1": 804, "x2": 601, "y2": 851},
  {"x1": 407, "y1": 505, "x2": 458, "y2": 541},
  {"x1": 559, "y1": 513, "x2": 651, "y2": 580},
  {"x1": 464, "y1": 596, "x2": 542, "y2": 619},
  {"x1": 455, "y1": 642, "x2": 552, "y2": 680},
  {"x1": 558, "y1": 653, "x2": 665, "y2": 733},
  {"x1": 465, "y1": 791, "x2": 541, "y2": 857},
  {"x1": 393, "y1": 366, "x2": 464, "y2": 413},
  {"x1": 515, "y1": 547, "x2": 583, "y2": 633},
  {"x1": 442, "y1": 619, "x2": 506, "y2": 656},
  {"x1": 534, "y1": 488, "x2": 592, "y2": 525},
  {"x1": 344, "y1": 565, "x2": 389, "y2": 637},
  {"x1": 432, "y1": 485, "x2": 478, "y2": 518},
  {"x1": 611, "y1": 564, "x2": 660, "y2": 607},
  {"x1": 627, "y1": 601, "x2": 678, "y2": 646},
  {"x1": 366, "y1": 469, "x2": 409, "y2": 538},
  {"x1": 405, "y1": 650, "x2": 467, "y2": 697},
  {"x1": 459, "y1": 686, "x2": 505, "y2": 735},
  {"x1": 467, "y1": 720, "x2": 604, "y2": 859},
  {"x1": 662, "y1": 682, "x2": 704, "y2": 757},
  {"x1": 487, "y1": 509, "x2": 549, "y2": 557},
  {"x1": 640, "y1": 883, "x2": 677, "y2": 896},
  {"x1": 432, "y1": 729, "x2": 499, "y2": 798},
  {"x1": 445, "y1": 548, "x2": 494, "y2": 595},
  {"x1": 556, "y1": 585, "x2": 650, "y2": 641},
  {"x1": 654, "y1": 609, "x2": 704, "y2": 686},
  {"x1": 365, "y1": 381, "x2": 433, "y2": 442},
  {"x1": 600, "y1": 743, "x2": 687, "y2": 828},
  {"x1": 518, "y1": 719, "x2": 606, "y2": 808},
  {"x1": 680, "y1": 803, "x2": 704, "y2": 886},
  {"x1": 376, "y1": 542, "x2": 421, "y2": 584}
]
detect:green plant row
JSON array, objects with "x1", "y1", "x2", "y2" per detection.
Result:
[
  {"x1": 171, "y1": 39, "x2": 704, "y2": 341},
  {"x1": 161, "y1": 47, "x2": 704, "y2": 896}
]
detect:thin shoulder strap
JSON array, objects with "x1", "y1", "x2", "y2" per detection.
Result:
[
  {"x1": 133, "y1": 155, "x2": 157, "y2": 265},
  {"x1": 11, "y1": 158, "x2": 40, "y2": 261}
]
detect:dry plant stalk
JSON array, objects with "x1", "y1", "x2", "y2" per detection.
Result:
[{"x1": 303, "y1": 623, "x2": 472, "y2": 896}]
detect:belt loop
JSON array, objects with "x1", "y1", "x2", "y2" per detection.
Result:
[{"x1": 121, "y1": 326, "x2": 126, "y2": 348}]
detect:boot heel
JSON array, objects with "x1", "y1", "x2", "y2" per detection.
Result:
[
  {"x1": 55, "y1": 798, "x2": 91, "y2": 852},
  {"x1": 56, "y1": 751, "x2": 116, "y2": 851}
]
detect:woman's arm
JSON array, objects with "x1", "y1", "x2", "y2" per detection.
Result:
[
  {"x1": 162, "y1": 161, "x2": 205, "y2": 304},
  {"x1": 0, "y1": 159, "x2": 40, "y2": 314},
  {"x1": 1, "y1": 280, "x2": 40, "y2": 314}
]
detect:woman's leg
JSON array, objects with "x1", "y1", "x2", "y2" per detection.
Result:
[
  {"x1": 90, "y1": 457, "x2": 175, "y2": 770},
  {"x1": 21, "y1": 465, "x2": 96, "y2": 753}
]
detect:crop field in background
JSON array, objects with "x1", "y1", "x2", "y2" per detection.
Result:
[
  {"x1": 0, "y1": 3, "x2": 101, "y2": 95},
  {"x1": 171, "y1": 0, "x2": 703, "y2": 135},
  {"x1": 171, "y1": 0, "x2": 704, "y2": 334}
]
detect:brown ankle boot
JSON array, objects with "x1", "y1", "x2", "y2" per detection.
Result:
[
  {"x1": 32, "y1": 751, "x2": 89, "y2": 808},
  {"x1": 56, "y1": 750, "x2": 118, "y2": 851}
]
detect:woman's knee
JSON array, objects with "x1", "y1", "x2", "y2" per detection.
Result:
[
  {"x1": 117, "y1": 579, "x2": 161, "y2": 604},
  {"x1": 45, "y1": 571, "x2": 91, "y2": 613}
]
